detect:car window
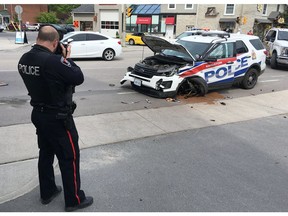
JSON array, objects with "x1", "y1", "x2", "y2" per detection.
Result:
[
  {"x1": 278, "y1": 31, "x2": 288, "y2": 41},
  {"x1": 208, "y1": 42, "x2": 234, "y2": 59},
  {"x1": 177, "y1": 40, "x2": 211, "y2": 58},
  {"x1": 235, "y1": 40, "x2": 248, "y2": 54},
  {"x1": 249, "y1": 39, "x2": 265, "y2": 50},
  {"x1": 267, "y1": 30, "x2": 276, "y2": 41},
  {"x1": 87, "y1": 34, "x2": 108, "y2": 40},
  {"x1": 70, "y1": 34, "x2": 86, "y2": 42}
]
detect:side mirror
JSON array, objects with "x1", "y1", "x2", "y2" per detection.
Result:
[{"x1": 67, "y1": 38, "x2": 74, "y2": 43}]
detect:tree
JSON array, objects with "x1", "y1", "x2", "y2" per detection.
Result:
[
  {"x1": 36, "y1": 12, "x2": 58, "y2": 24},
  {"x1": 48, "y1": 4, "x2": 80, "y2": 23}
]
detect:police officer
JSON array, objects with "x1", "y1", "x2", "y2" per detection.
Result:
[{"x1": 18, "y1": 26, "x2": 93, "y2": 211}]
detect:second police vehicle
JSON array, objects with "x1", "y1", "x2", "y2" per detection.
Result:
[{"x1": 120, "y1": 31, "x2": 267, "y2": 98}]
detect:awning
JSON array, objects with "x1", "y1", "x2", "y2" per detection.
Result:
[
  {"x1": 136, "y1": 17, "x2": 152, "y2": 24},
  {"x1": 268, "y1": 11, "x2": 280, "y2": 20},
  {"x1": 255, "y1": 18, "x2": 272, "y2": 24},
  {"x1": 219, "y1": 18, "x2": 236, "y2": 23},
  {"x1": 165, "y1": 17, "x2": 175, "y2": 25}
]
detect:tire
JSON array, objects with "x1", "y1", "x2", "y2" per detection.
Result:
[
  {"x1": 178, "y1": 77, "x2": 208, "y2": 97},
  {"x1": 270, "y1": 52, "x2": 278, "y2": 69},
  {"x1": 241, "y1": 68, "x2": 258, "y2": 89},
  {"x1": 129, "y1": 39, "x2": 135, "y2": 45},
  {"x1": 102, "y1": 49, "x2": 115, "y2": 61}
]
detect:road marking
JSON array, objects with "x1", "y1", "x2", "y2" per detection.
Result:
[
  {"x1": 0, "y1": 70, "x2": 16, "y2": 72},
  {"x1": 117, "y1": 92, "x2": 137, "y2": 95},
  {"x1": 259, "y1": 79, "x2": 279, "y2": 83}
]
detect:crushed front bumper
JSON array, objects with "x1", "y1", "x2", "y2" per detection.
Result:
[{"x1": 120, "y1": 72, "x2": 183, "y2": 98}]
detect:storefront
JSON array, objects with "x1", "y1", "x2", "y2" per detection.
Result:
[{"x1": 126, "y1": 4, "x2": 176, "y2": 36}]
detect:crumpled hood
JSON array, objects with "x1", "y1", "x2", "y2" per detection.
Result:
[{"x1": 142, "y1": 35, "x2": 195, "y2": 61}]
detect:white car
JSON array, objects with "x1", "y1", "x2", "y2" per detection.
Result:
[
  {"x1": 61, "y1": 31, "x2": 122, "y2": 61},
  {"x1": 0, "y1": 24, "x2": 5, "y2": 32},
  {"x1": 121, "y1": 32, "x2": 267, "y2": 98},
  {"x1": 26, "y1": 23, "x2": 40, "y2": 31},
  {"x1": 263, "y1": 28, "x2": 288, "y2": 69}
]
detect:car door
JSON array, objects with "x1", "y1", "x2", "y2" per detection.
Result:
[
  {"x1": 67, "y1": 33, "x2": 87, "y2": 58},
  {"x1": 86, "y1": 33, "x2": 109, "y2": 58},
  {"x1": 263, "y1": 30, "x2": 276, "y2": 57},
  {"x1": 203, "y1": 41, "x2": 236, "y2": 89}
]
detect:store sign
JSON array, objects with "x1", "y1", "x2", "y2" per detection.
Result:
[{"x1": 136, "y1": 17, "x2": 152, "y2": 24}]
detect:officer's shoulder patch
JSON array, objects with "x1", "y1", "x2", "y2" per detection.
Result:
[{"x1": 60, "y1": 57, "x2": 71, "y2": 67}]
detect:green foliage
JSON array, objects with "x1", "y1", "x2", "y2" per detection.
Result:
[
  {"x1": 65, "y1": 17, "x2": 73, "y2": 24},
  {"x1": 36, "y1": 12, "x2": 59, "y2": 24},
  {"x1": 48, "y1": 4, "x2": 80, "y2": 23}
]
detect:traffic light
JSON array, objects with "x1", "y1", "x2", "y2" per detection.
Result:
[
  {"x1": 242, "y1": 16, "x2": 247, "y2": 25},
  {"x1": 126, "y1": 7, "x2": 133, "y2": 17}
]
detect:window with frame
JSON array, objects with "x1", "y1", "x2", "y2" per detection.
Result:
[
  {"x1": 87, "y1": 34, "x2": 108, "y2": 41},
  {"x1": 235, "y1": 40, "x2": 248, "y2": 54},
  {"x1": 168, "y1": 4, "x2": 176, "y2": 9},
  {"x1": 225, "y1": 4, "x2": 235, "y2": 15},
  {"x1": 185, "y1": 4, "x2": 193, "y2": 9},
  {"x1": 101, "y1": 21, "x2": 119, "y2": 29},
  {"x1": 208, "y1": 43, "x2": 234, "y2": 59},
  {"x1": 262, "y1": 4, "x2": 268, "y2": 15},
  {"x1": 70, "y1": 34, "x2": 86, "y2": 42}
]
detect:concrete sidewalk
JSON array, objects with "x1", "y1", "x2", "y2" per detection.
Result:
[
  {"x1": 0, "y1": 34, "x2": 30, "y2": 51},
  {"x1": 1, "y1": 90, "x2": 288, "y2": 204}
]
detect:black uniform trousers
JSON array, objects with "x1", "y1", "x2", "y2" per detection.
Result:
[{"x1": 31, "y1": 109, "x2": 86, "y2": 207}]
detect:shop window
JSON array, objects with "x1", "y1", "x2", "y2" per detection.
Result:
[{"x1": 80, "y1": 21, "x2": 93, "y2": 31}]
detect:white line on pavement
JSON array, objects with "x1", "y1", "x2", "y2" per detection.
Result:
[{"x1": 259, "y1": 79, "x2": 279, "y2": 83}]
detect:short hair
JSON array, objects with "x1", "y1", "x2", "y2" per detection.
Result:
[{"x1": 37, "y1": 26, "x2": 59, "y2": 42}]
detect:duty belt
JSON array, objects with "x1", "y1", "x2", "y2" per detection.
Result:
[{"x1": 33, "y1": 105, "x2": 62, "y2": 114}]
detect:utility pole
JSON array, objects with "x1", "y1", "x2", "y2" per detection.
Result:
[{"x1": 122, "y1": 4, "x2": 126, "y2": 47}]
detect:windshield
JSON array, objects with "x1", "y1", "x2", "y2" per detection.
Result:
[
  {"x1": 161, "y1": 49, "x2": 192, "y2": 61},
  {"x1": 176, "y1": 32, "x2": 192, "y2": 39},
  {"x1": 175, "y1": 40, "x2": 211, "y2": 59},
  {"x1": 278, "y1": 31, "x2": 288, "y2": 41}
]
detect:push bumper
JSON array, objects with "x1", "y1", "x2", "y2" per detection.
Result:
[
  {"x1": 120, "y1": 72, "x2": 183, "y2": 98},
  {"x1": 277, "y1": 56, "x2": 288, "y2": 66}
]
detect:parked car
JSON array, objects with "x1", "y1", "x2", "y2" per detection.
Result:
[
  {"x1": 61, "y1": 31, "x2": 122, "y2": 61},
  {"x1": 26, "y1": 23, "x2": 40, "y2": 31},
  {"x1": 120, "y1": 32, "x2": 267, "y2": 98},
  {"x1": 125, "y1": 32, "x2": 146, "y2": 45},
  {"x1": 263, "y1": 28, "x2": 288, "y2": 69},
  {"x1": 0, "y1": 24, "x2": 5, "y2": 32},
  {"x1": 60, "y1": 24, "x2": 75, "y2": 33}
]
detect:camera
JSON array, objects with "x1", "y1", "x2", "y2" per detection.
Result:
[{"x1": 55, "y1": 38, "x2": 73, "y2": 55}]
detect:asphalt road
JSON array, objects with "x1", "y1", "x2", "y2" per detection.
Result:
[
  {"x1": 1, "y1": 31, "x2": 288, "y2": 127},
  {"x1": 1, "y1": 114, "x2": 288, "y2": 212}
]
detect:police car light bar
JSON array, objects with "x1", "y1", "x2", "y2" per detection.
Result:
[{"x1": 201, "y1": 32, "x2": 230, "y2": 38}]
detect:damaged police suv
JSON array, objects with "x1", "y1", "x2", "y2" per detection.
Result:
[{"x1": 120, "y1": 32, "x2": 267, "y2": 98}]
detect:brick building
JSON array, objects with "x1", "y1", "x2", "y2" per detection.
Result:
[{"x1": 0, "y1": 4, "x2": 48, "y2": 25}]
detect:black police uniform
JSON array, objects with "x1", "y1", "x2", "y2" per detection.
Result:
[{"x1": 18, "y1": 44, "x2": 86, "y2": 208}]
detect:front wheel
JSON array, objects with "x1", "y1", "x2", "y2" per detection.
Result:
[
  {"x1": 102, "y1": 49, "x2": 115, "y2": 61},
  {"x1": 129, "y1": 39, "x2": 135, "y2": 45},
  {"x1": 270, "y1": 52, "x2": 278, "y2": 69},
  {"x1": 241, "y1": 68, "x2": 258, "y2": 89},
  {"x1": 177, "y1": 77, "x2": 208, "y2": 98}
]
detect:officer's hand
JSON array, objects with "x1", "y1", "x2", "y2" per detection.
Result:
[{"x1": 60, "y1": 43, "x2": 71, "y2": 59}]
